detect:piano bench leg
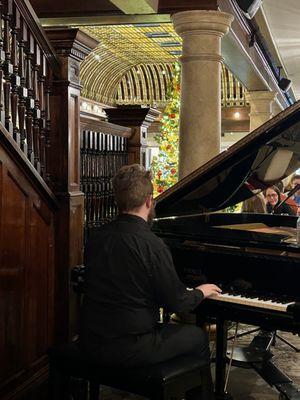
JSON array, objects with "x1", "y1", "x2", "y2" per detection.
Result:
[{"x1": 89, "y1": 381, "x2": 100, "y2": 400}]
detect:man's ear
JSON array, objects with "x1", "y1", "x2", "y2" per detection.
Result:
[{"x1": 145, "y1": 195, "x2": 152, "y2": 209}]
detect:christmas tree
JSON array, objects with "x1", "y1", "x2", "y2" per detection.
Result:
[{"x1": 151, "y1": 62, "x2": 181, "y2": 197}]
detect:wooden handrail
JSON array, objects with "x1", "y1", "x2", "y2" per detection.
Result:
[{"x1": 80, "y1": 116, "x2": 133, "y2": 138}]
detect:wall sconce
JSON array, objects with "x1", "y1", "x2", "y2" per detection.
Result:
[{"x1": 278, "y1": 66, "x2": 292, "y2": 93}]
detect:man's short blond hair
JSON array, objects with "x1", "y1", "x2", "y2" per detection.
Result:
[{"x1": 112, "y1": 164, "x2": 153, "y2": 213}]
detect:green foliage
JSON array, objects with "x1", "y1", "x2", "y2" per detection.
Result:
[{"x1": 151, "y1": 63, "x2": 181, "y2": 197}]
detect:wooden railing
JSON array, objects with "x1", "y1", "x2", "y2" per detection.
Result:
[
  {"x1": 0, "y1": 0, "x2": 59, "y2": 182},
  {"x1": 81, "y1": 128, "x2": 129, "y2": 238}
]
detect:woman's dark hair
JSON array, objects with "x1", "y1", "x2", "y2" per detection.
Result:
[{"x1": 264, "y1": 185, "x2": 296, "y2": 215}]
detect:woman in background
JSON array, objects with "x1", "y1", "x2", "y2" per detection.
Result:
[
  {"x1": 241, "y1": 192, "x2": 266, "y2": 213},
  {"x1": 264, "y1": 186, "x2": 296, "y2": 216}
]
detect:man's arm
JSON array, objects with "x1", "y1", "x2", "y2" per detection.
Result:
[{"x1": 150, "y1": 242, "x2": 221, "y2": 313}]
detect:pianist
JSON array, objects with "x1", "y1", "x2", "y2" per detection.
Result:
[{"x1": 80, "y1": 164, "x2": 220, "y2": 398}]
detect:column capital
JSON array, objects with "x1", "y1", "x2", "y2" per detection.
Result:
[
  {"x1": 246, "y1": 90, "x2": 278, "y2": 131},
  {"x1": 46, "y1": 28, "x2": 98, "y2": 87},
  {"x1": 46, "y1": 28, "x2": 99, "y2": 62},
  {"x1": 172, "y1": 10, "x2": 234, "y2": 38},
  {"x1": 245, "y1": 90, "x2": 277, "y2": 104},
  {"x1": 245, "y1": 90, "x2": 277, "y2": 114}
]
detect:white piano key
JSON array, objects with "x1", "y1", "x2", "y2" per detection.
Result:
[{"x1": 209, "y1": 292, "x2": 295, "y2": 312}]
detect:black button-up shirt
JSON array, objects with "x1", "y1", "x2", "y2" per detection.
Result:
[{"x1": 81, "y1": 214, "x2": 204, "y2": 339}]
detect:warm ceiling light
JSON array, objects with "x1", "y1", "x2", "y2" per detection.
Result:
[
  {"x1": 169, "y1": 50, "x2": 182, "y2": 56},
  {"x1": 234, "y1": 112, "x2": 240, "y2": 119},
  {"x1": 159, "y1": 42, "x2": 181, "y2": 47},
  {"x1": 145, "y1": 32, "x2": 172, "y2": 38}
]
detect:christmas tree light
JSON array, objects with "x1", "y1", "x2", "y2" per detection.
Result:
[{"x1": 151, "y1": 62, "x2": 181, "y2": 197}]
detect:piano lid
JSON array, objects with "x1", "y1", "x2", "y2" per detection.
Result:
[{"x1": 155, "y1": 100, "x2": 300, "y2": 218}]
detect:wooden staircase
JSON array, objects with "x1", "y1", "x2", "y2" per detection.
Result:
[{"x1": 0, "y1": 2, "x2": 97, "y2": 399}]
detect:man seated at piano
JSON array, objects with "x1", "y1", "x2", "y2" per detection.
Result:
[
  {"x1": 80, "y1": 164, "x2": 221, "y2": 400},
  {"x1": 264, "y1": 185, "x2": 296, "y2": 216}
]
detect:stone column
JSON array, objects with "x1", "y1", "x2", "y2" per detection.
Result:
[
  {"x1": 172, "y1": 10, "x2": 233, "y2": 179},
  {"x1": 245, "y1": 91, "x2": 277, "y2": 131}
]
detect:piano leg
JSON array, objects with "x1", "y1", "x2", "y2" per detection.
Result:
[{"x1": 215, "y1": 319, "x2": 233, "y2": 400}]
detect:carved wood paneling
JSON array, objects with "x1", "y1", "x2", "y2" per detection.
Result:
[{"x1": 0, "y1": 144, "x2": 55, "y2": 399}]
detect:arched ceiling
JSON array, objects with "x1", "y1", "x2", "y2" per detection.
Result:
[
  {"x1": 80, "y1": 23, "x2": 179, "y2": 105},
  {"x1": 79, "y1": 23, "x2": 247, "y2": 108}
]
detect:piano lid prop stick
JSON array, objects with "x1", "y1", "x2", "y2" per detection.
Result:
[{"x1": 224, "y1": 323, "x2": 239, "y2": 393}]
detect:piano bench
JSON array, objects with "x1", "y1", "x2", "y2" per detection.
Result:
[{"x1": 47, "y1": 342, "x2": 211, "y2": 400}]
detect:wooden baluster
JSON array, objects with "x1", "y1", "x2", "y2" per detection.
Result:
[
  {"x1": 0, "y1": 69, "x2": 4, "y2": 125},
  {"x1": 18, "y1": 16, "x2": 25, "y2": 85},
  {"x1": 44, "y1": 69, "x2": 52, "y2": 183},
  {"x1": 32, "y1": 43, "x2": 41, "y2": 172},
  {"x1": 10, "y1": 4, "x2": 20, "y2": 145},
  {"x1": 3, "y1": 0, "x2": 13, "y2": 134},
  {"x1": 39, "y1": 54, "x2": 46, "y2": 177},
  {"x1": 25, "y1": 31, "x2": 35, "y2": 164},
  {"x1": 3, "y1": 79, "x2": 11, "y2": 132},
  {"x1": 11, "y1": 81, "x2": 18, "y2": 141},
  {"x1": 18, "y1": 17, "x2": 28, "y2": 153},
  {"x1": 0, "y1": 2, "x2": 6, "y2": 125}
]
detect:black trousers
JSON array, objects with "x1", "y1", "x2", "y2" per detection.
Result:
[
  {"x1": 82, "y1": 323, "x2": 214, "y2": 399},
  {"x1": 83, "y1": 323, "x2": 210, "y2": 367}
]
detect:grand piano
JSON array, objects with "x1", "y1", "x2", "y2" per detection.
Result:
[{"x1": 152, "y1": 101, "x2": 300, "y2": 399}]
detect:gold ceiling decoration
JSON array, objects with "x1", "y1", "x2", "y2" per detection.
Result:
[
  {"x1": 79, "y1": 23, "x2": 181, "y2": 105},
  {"x1": 221, "y1": 64, "x2": 247, "y2": 108},
  {"x1": 116, "y1": 63, "x2": 174, "y2": 107},
  {"x1": 78, "y1": 23, "x2": 247, "y2": 108}
]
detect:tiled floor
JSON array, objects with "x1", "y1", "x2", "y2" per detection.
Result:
[
  {"x1": 98, "y1": 327, "x2": 300, "y2": 400},
  {"x1": 226, "y1": 326, "x2": 300, "y2": 400}
]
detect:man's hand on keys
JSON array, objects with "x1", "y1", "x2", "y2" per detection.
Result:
[{"x1": 196, "y1": 284, "x2": 222, "y2": 299}]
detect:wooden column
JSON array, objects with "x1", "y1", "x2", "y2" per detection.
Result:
[
  {"x1": 106, "y1": 106, "x2": 160, "y2": 168},
  {"x1": 46, "y1": 28, "x2": 98, "y2": 341}
]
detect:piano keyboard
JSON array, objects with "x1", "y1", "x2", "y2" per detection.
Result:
[{"x1": 209, "y1": 292, "x2": 295, "y2": 312}]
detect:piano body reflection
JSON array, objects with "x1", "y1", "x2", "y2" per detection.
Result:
[{"x1": 153, "y1": 101, "x2": 300, "y2": 399}]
